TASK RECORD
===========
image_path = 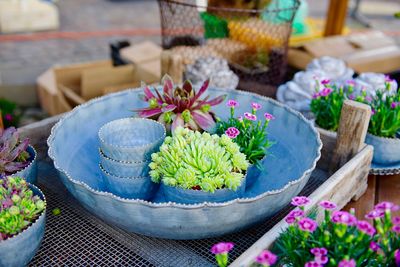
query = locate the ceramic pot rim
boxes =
[0,182,46,243]
[100,164,149,180]
[366,133,400,143]
[99,149,149,164]
[48,87,322,208]
[12,145,37,178]
[98,117,166,150]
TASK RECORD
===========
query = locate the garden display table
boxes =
[18,100,372,266]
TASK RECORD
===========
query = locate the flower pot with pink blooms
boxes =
[215,100,274,188]
[212,196,400,266]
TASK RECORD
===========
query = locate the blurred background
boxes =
[0,0,399,127]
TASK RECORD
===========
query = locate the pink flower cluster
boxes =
[285,209,305,224]
[366,201,399,220]
[225,127,240,139]
[331,211,357,226]
[305,247,328,266]
[338,259,356,267]
[291,196,311,207]
[255,250,277,266]
[356,220,376,236]
[210,242,234,255]
[313,88,333,99]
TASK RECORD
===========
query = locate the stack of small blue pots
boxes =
[98,118,165,199]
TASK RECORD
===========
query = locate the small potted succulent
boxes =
[215,100,274,187]
[149,127,249,204]
[0,176,46,267]
[0,127,37,184]
[134,75,227,133]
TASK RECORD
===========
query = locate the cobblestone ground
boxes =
[0,0,399,124]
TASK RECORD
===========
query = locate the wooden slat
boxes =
[329,100,371,173]
[324,0,349,36]
[161,51,183,84]
[230,145,373,267]
[344,175,376,218]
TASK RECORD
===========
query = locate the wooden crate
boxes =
[231,100,373,266]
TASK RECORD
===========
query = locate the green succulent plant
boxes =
[0,176,45,240]
[149,127,249,192]
[0,127,31,178]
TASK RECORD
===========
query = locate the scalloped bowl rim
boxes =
[47,87,322,208]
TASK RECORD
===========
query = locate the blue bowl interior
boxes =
[99,118,164,147]
[51,88,320,202]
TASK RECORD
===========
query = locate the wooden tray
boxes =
[231,100,373,266]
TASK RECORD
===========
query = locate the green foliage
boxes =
[363,90,400,138]
[200,12,229,39]
[149,127,249,192]
[0,98,20,128]
[0,177,45,240]
[215,101,273,167]
[0,127,30,177]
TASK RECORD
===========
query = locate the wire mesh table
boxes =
[30,157,328,266]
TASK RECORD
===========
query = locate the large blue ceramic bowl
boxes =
[11,145,38,184]
[0,184,46,267]
[47,88,322,239]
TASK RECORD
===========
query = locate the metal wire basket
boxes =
[158,0,300,97]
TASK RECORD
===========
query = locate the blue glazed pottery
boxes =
[99,149,150,177]
[365,133,400,165]
[48,87,322,239]
[100,164,158,200]
[98,118,165,162]
[161,175,246,204]
[246,157,266,189]
[0,184,46,267]
[12,145,38,184]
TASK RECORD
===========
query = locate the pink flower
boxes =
[285,216,296,224]
[305,261,323,267]
[225,127,240,139]
[288,209,305,218]
[369,241,379,252]
[315,255,328,265]
[312,92,320,99]
[395,249,400,266]
[321,79,330,85]
[227,100,239,108]
[338,259,356,267]
[347,80,356,86]
[385,75,394,83]
[375,201,399,212]
[310,247,328,256]
[251,103,262,110]
[331,211,357,226]
[393,217,400,225]
[291,196,311,207]
[255,250,277,266]
[319,88,333,97]
[365,209,384,219]
[391,102,398,109]
[244,112,257,121]
[357,220,376,236]
[371,109,376,115]
[298,218,317,232]
[210,242,234,255]
[264,112,275,121]
[392,225,400,234]
[238,116,243,122]
[4,114,12,121]
[319,200,337,210]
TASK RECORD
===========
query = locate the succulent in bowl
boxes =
[134,75,227,132]
[149,127,249,203]
[0,176,46,267]
[0,127,33,178]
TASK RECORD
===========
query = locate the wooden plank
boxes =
[161,51,183,84]
[230,145,373,267]
[344,175,376,219]
[329,100,371,173]
[377,174,400,217]
[324,0,349,36]
[316,127,337,171]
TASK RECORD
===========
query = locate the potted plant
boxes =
[0,176,46,267]
[215,99,274,187]
[134,75,227,133]
[310,77,400,165]
[149,127,249,204]
[0,127,37,184]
